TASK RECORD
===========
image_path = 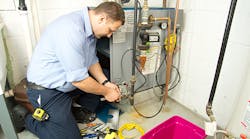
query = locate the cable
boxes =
[156,26,182,91]
[132,48,165,118]
[134,62,147,92]
[133,97,164,118]
[120,48,165,118]
[155,52,181,91]
[120,48,148,93]
[131,64,180,118]
[120,48,133,83]
[131,37,182,118]
[131,52,165,118]
[118,123,145,139]
[154,65,181,97]
[168,65,181,91]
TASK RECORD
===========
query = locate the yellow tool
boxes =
[32,108,49,121]
[118,123,145,139]
[103,109,120,139]
[32,94,49,121]
[104,129,117,139]
[164,33,177,52]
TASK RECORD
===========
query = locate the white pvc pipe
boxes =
[18,10,33,61]
[0,23,7,92]
[18,0,40,62]
[30,0,41,41]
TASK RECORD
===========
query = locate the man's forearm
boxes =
[89,62,107,84]
[72,76,108,96]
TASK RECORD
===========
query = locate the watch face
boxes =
[160,22,167,29]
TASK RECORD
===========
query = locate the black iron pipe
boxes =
[132,0,138,76]
[208,0,237,105]
[18,0,27,11]
[129,0,138,105]
[206,0,237,121]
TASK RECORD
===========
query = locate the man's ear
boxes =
[97,14,106,24]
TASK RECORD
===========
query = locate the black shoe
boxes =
[72,107,96,124]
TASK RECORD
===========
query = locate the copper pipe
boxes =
[149,15,169,22]
[163,0,167,8]
[153,17,169,21]
[163,18,172,105]
[148,15,172,105]
[163,0,181,105]
[148,13,179,106]
[173,0,180,33]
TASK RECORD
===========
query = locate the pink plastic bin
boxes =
[141,115,207,139]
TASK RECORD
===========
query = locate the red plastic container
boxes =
[141,115,207,139]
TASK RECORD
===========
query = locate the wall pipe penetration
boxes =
[18,0,27,10]
[206,0,238,122]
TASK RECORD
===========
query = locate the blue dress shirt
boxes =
[27,7,98,92]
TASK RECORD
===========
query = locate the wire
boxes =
[153,53,165,91]
[120,48,164,118]
[131,53,162,118]
[131,60,180,118]
[132,41,182,118]
[133,96,165,118]
[120,48,133,83]
[154,50,181,90]
[134,62,147,92]
[120,48,148,91]
[169,66,181,90]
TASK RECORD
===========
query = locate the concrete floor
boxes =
[1,88,216,139]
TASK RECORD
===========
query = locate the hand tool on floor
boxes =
[104,109,120,139]
[118,123,145,139]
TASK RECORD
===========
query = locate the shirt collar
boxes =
[82,7,94,38]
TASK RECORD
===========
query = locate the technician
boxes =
[25,2,125,139]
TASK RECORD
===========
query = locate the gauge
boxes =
[160,22,167,30]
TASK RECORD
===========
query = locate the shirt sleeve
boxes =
[53,23,89,82]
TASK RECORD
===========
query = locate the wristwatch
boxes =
[102,79,109,85]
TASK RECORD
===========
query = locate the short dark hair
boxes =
[94,2,125,25]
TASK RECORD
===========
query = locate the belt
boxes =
[27,82,48,90]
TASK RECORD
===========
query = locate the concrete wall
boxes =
[170,0,250,136]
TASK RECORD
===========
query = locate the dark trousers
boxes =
[25,88,100,139]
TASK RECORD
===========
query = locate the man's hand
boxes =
[103,82,121,102]
[104,82,119,92]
